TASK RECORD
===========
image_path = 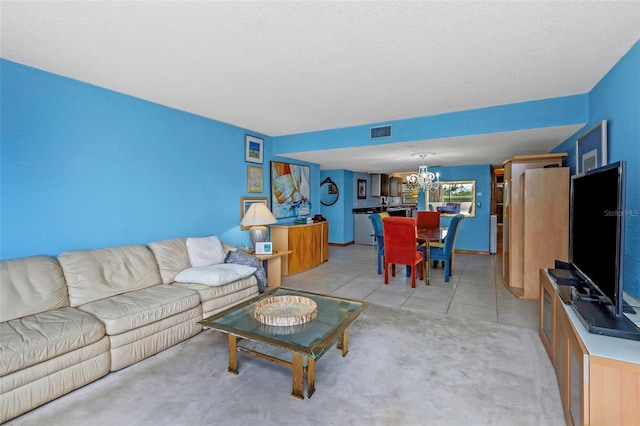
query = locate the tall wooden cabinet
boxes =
[502,153,568,300]
[271,221,329,276]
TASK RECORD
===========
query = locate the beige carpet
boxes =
[9,304,565,426]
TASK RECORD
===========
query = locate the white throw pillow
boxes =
[186,236,226,267]
[175,264,257,286]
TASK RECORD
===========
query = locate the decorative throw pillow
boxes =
[186,236,226,267]
[174,264,257,286]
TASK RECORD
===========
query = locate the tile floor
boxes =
[282,244,540,330]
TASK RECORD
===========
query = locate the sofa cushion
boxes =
[108,306,202,372]
[148,238,191,284]
[0,336,110,422]
[201,286,259,318]
[172,275,257,305]
[0,307,106,376]
[148,237,237,284]
[175,264,256,286]
[186,236,226,267]
[0,256,69,323]
[59,245,162,307]
[77,284,200,335]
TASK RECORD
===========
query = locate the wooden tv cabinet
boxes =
[539,270,640,425]
[271,221,329,276]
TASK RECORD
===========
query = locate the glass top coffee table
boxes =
[199,287,368,399]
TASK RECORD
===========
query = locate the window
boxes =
[427,180,476,217]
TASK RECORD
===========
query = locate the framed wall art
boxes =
[240,196,268,230]
[245,134,264,164]
[357,179,367,199]
[576,120,607,174]
[247,166,263,193]
[270,161,311,219]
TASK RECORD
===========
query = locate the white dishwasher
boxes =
[353,213,375,245]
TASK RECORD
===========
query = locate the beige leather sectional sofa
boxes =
[0,237,259,423]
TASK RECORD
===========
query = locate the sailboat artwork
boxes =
[270,161,311,219]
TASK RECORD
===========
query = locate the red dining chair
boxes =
[382,217,425,288]
[416,211,440,230]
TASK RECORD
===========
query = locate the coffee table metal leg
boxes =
[291,353,304,399]
[228,334,239,374]
[337,328,349,357]
[307,357,316,398]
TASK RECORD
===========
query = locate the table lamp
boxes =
[241,203,277,247]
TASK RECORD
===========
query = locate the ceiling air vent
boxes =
[370,125,392,139]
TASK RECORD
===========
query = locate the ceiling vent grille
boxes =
[370,125,392,139]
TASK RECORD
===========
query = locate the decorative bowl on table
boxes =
[254,295,317,326]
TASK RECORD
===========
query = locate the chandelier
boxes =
[405,153,440,193]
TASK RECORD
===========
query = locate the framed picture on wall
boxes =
[576,120,607,174]
[245,134,264,164]
[270,161,311,219]
[357,179,367,199]
[247,166,263,193]
[240,197,268,230]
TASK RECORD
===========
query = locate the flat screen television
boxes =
[570,161,626,317]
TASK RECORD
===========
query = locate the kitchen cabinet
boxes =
[381,174,389,196]
[389,177,399,197]
[371,174,389,197]
[271,221,329,275]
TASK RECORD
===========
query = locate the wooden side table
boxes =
[253,250,293,287]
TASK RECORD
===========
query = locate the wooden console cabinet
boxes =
[271,221,329,276]
[503,153,568,300]
[539,270,640,425]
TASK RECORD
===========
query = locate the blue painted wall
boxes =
[320,169,354,244]
[427,165,492,253]
[274,95,587,154]
[352,172,383,209]
[551,41,640,300]
[0,59,320,259]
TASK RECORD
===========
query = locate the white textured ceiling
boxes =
[1,1,639,171]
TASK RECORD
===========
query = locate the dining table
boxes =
[416,226,448,244]
[375,227,448,243]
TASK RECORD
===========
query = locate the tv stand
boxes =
[623,299,637,314]
[572,299,640,341]
[548,269,640,341]
[539,270,640,425]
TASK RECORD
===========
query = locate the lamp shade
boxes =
[241,203,277,227]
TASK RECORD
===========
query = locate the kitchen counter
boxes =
[352,206,415,216]
[352,207,384,214]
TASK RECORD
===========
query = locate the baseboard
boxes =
[329,241,354,247]
[326,243,486,252]
[455,249,490,256]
